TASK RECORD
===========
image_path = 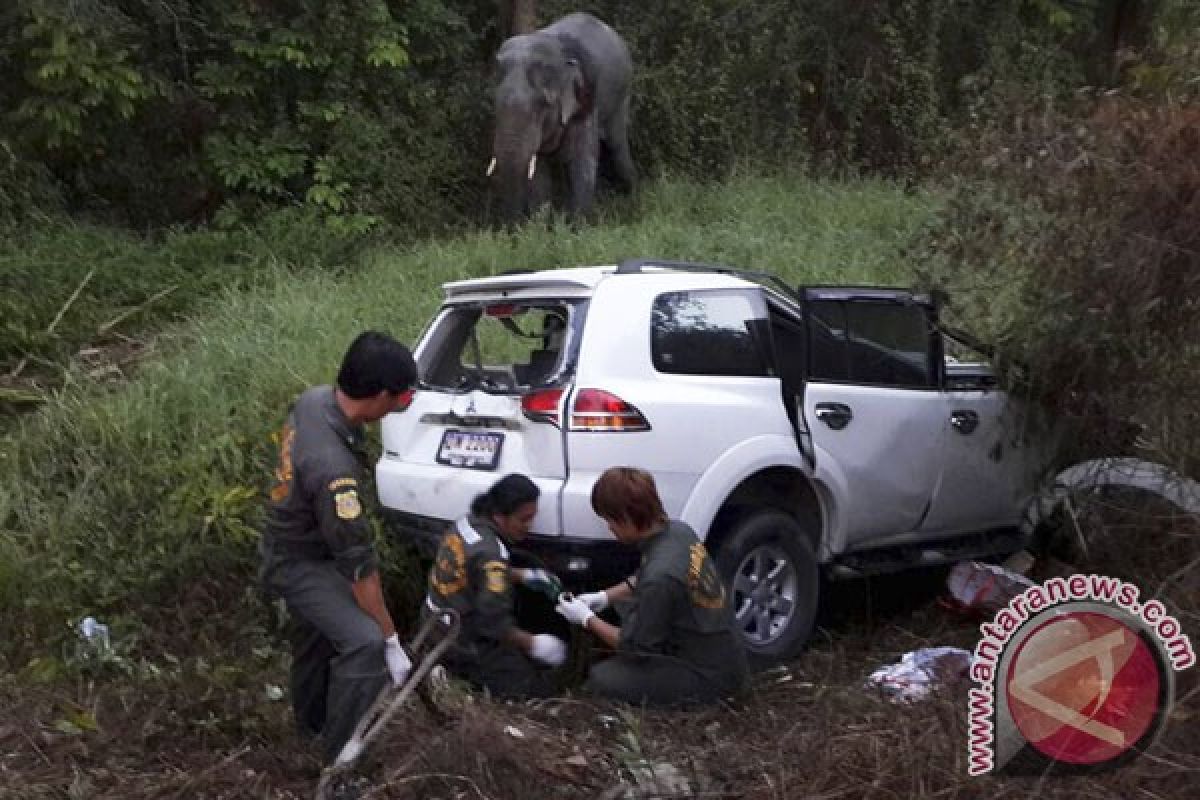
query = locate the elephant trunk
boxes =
[490,113,540,223]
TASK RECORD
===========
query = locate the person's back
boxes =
[422,475,568,698]
[426,514,514,660]
[625,519,747,694]
[555,466,749,706]
[263,385,367,565]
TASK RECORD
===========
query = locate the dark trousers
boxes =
[264,555,389,763]
[444,642,560,699]
[585,654,729,707]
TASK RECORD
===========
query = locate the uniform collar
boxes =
[465,514,509,558]
[636,521,670,554]
[319,385,364,450]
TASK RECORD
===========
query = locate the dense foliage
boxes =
[0,0,1163,232]
[917,97,1200,476]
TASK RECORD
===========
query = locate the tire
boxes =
[714,510,819,667]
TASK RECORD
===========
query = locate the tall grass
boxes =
[0,173,939,666]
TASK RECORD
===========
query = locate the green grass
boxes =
[0,172,940,666]
[0,208,369,384]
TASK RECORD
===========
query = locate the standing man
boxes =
[260,331,417,763]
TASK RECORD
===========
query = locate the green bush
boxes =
[914,98,1200,476]
[0,0,1150,229]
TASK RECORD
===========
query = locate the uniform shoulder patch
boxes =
[334,489,362,520]
[687,543,726,609]
[483,560,509,594]
[431,533,467,596]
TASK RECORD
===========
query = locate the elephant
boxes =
[488,12,636,222]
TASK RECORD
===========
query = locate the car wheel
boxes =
[715,510,819,666]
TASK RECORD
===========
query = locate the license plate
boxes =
[436,429,504,470]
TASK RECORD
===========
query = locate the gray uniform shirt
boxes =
[620,520,748,691]
[262,385,378,582]
[425,514,515,660]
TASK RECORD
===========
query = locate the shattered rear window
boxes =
[418,302,579,392]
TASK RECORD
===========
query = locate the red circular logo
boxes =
[1005,611,1162,766]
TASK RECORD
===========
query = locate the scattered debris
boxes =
[865,647,973,703]
[602,761,695,800]
[503,725,525,739]
[945,560,1036,613]
[265,685,284,701]
[1001,549,1036,576]
[77,617,111,657]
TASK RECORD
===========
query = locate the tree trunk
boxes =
[499,0,537,37]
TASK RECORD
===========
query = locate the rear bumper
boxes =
[383,509,638,590]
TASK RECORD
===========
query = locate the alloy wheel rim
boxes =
[732,542,798,646]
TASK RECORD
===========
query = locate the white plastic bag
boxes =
[946,560,1035,613]
[865,646,973,703]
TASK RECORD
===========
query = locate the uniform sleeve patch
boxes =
[688,543,726,609]
[334,489,362,520]
[483,560,509,594]
[328,476,358,492]
[431,534,467,596]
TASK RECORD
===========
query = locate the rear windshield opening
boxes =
[420,302,578,393]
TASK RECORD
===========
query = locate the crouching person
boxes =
[424,474,568,697]
[556,467,749,706]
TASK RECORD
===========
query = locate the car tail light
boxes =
[522,387,564,425]
[393,388,415,412]
[570,389,650,432]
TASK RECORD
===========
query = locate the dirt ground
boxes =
[3,503,1197,799]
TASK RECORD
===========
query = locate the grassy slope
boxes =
[2,174,1196,799]
[0,172,937,660]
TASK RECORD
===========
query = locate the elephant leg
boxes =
[605,96,637,194]
[562,116,599,218]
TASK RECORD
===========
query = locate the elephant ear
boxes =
[556,34,594,126]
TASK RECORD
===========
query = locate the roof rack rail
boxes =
[615,258,802,303]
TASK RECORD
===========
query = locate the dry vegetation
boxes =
[3,503,1196,799]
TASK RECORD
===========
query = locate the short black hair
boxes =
[471,473,540,517]
[336,331,417,399]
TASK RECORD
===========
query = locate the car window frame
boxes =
[804,297,942,391]
[648,287,775,378]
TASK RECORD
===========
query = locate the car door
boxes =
[918,334,1043,534]
[801,292,945,551]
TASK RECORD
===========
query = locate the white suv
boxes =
[376,259,1057,662]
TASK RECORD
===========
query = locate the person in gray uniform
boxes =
[555,466,749,706]
[424,474,569,697]
[259,331,417,763]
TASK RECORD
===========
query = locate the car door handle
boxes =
[815,402,853,430]
[951,410,979,434]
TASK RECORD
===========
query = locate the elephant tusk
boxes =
[527,154,537,181]
[486,157,497,177]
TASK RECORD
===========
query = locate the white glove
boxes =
[384,634,412,685]
[528,633,568,667]
[577,590,609,613]
[555,594,596,627]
